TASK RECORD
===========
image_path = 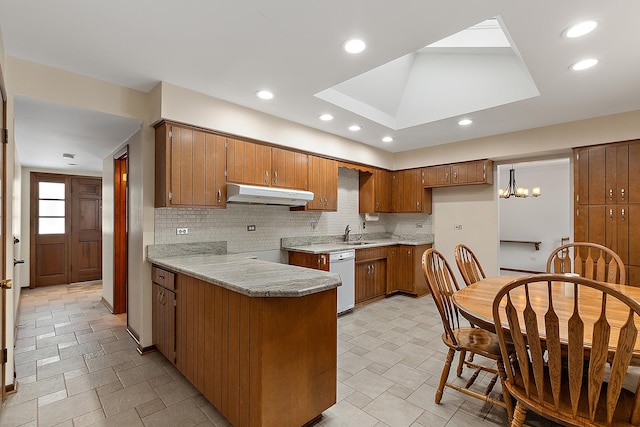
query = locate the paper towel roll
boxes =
[364,213,379,221]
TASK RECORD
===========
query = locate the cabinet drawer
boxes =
[355,247,388,263]
[152,266,175,290]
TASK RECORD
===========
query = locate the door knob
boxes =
[14,259,25,266]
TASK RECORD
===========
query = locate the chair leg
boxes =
[496,358,514,422]
[510,402,527,427]
[456,350,467,376]
[436,349,455,404]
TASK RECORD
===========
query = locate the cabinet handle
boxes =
[320,255,326,265]
[622,209,626,221]
[217,189,222,203]
[421,170,425,184]
[610,208,613,220]
[376,202,379,209]
[610,189,613,201]
[265,170,269,184]
[324,197,328,207]
[483,163,486,180]
[416,202,420,210]
[274,170,278,185]
[371,264,375,274]
[453,172,458,179]
[445,172,449,180]
[622,188,625,201]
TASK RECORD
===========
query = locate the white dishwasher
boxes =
[330,250,355,314]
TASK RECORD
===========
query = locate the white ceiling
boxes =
[1,0,639,172]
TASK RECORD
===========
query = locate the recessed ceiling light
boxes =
[62,153,76,159]
[255,90,274,100]
[382,136,394,143]
[458,119,473,126]
[344,39,366,54]
[571,58,599,71]
[564,20,598,38]
[349,125,362,131]
[319,114,334,121]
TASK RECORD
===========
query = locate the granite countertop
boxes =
[147,252,341,298]
[282,236,434,255]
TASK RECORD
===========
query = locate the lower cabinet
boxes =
[288,251,329,271]
[387,244,432,297]
[355,248,387,305]
[152,267,176,363]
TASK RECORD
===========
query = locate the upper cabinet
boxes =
[227,139,309,190]
[226,138,272,186]
[391,169,432,213]
[305,155,338,211]
[424,159,493,188]
[155,122,227,208]
[271,147,308,190]
[359,169,391,213]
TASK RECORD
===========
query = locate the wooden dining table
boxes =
[453,275,640,362]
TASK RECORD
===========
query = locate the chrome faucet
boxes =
[344,225,351,242]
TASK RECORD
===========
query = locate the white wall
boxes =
[498,159,571,273]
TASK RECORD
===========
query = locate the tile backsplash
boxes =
[154,168,432,253]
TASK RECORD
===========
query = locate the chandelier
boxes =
[499,167,541,199]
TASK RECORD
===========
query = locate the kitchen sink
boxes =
[341,241,372,246]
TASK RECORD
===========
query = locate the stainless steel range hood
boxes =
[226,183,314,206]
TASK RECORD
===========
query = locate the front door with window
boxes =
[31,173,102,287]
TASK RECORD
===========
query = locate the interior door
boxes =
[31,173,102,286]
[31,174,69,286]
[0,69,8,404]
[70,177,102,283]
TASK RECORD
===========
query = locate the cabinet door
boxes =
[153,283,176,363]
[587,146,606,205]
[227,138,272,186]
[372,259,387,298]
[575,148,590,206]
[355,263,372,303]
[204,133,227,207]
[375,169,391,212]
[629,143,640,203]
[288,251,329,271]
[587,205,629,267]
[387,247,399,294]
[325,158,338,211]
[436,165,451,186]
[272,148,308,190]
[451,163,468,185]
[391,171,403,212]
[426,166,437,187]
[627,205,640,267]
[397,246,414,292]
[605,145,628,205]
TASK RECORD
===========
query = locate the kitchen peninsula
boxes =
[147,244,341,427]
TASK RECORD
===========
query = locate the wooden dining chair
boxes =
[454,243,486,287]
[546,242,626,285]
[453,243,487,375]
[492,273,640,426]
[421,248,513,419]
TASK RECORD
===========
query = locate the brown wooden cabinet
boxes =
[226,138,272,186]
[155,122,227,208]
[359,168,391,213]
[152,266,176,363]
[288,251,329,271]
[387,244,431,296]
[271,147,308,190]
[424,159,493,188]
[355,247,387,305]
[305,155,338,211]
[391,169,432,213]
[573,140,640,286]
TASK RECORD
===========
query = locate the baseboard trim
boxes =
[100,297,114,313]
[137,344,157,355]
[5,378,17,395]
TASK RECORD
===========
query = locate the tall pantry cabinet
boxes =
[574,140,640,285]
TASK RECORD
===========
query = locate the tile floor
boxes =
[0,283,555,427]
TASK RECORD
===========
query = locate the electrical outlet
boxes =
[453,224,463,231]
[176,227,189,235]
[363,221,366,230]
[247,225,256,231]
[416,223,423,229]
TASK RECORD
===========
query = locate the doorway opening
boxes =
[113,148,128,315]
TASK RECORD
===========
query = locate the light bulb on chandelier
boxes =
[498,167,541,199]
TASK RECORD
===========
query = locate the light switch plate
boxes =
[176,228,189,235]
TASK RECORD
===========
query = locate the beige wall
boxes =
[6,57,155,350]
[157,82,393,170]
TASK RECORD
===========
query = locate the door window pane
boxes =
[39,218,65,234]
[39,200,65,216]
[38,181,66,235]
[39,182,65,200]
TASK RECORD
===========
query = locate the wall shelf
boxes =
[500,240,542,251]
